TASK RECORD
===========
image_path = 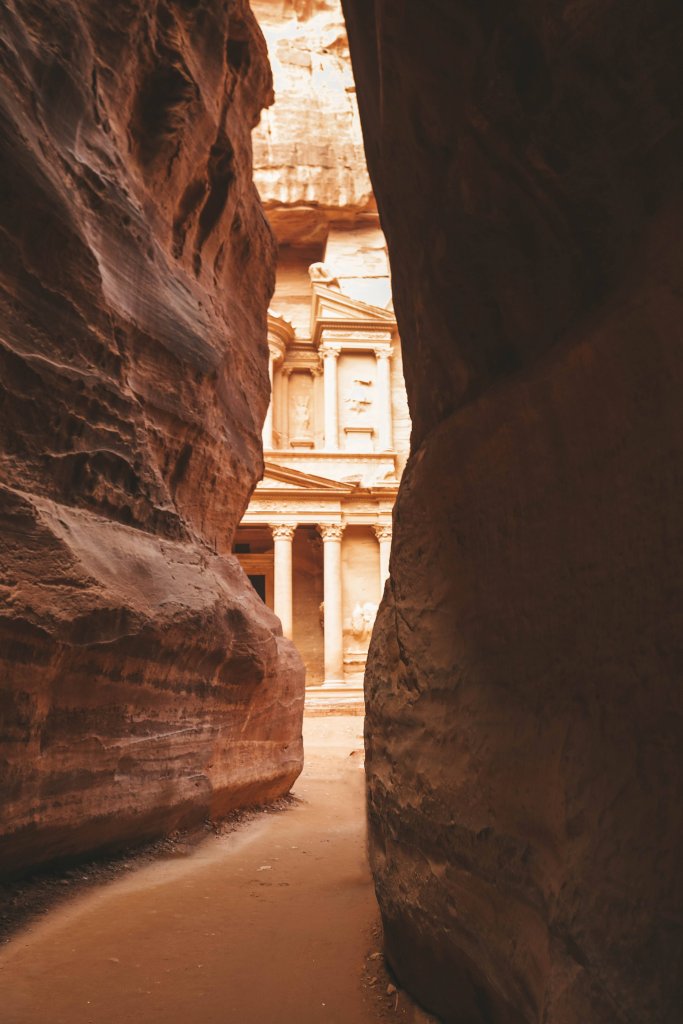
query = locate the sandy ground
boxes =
[0,716,435,1024]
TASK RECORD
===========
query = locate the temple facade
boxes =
[234,220,410,687]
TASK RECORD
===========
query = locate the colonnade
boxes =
[309,343,395,451]
[269,520,392,685]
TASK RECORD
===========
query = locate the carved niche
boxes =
[288,370,315,448]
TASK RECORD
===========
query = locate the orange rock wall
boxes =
[0,0,303,878]
[342,1,683,1021]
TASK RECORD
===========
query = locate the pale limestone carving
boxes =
[237,0,411,688]
[270,523,297,541]
[345,377,373,416]
[318,522,344,542]
[373,524,392,542]
[350,601,378,641]
[308,262,339,287]
[292,394,312,434]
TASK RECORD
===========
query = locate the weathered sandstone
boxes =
[343,1,683,1021]
[251,0,372,245]
[0,0,303,878]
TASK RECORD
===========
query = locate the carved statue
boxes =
[308,261,339,287]
[345,377,373,416]
[349,601,378,642]
[292,394,311,433]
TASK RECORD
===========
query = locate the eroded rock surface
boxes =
[0,0,303,878]
[251,0,372,245]
[342,1,683,1021]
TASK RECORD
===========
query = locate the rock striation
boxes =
[343,1,683,1022]
[0,0,304,878]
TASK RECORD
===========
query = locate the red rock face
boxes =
[342,1,683,1021]
[0,0,304,877]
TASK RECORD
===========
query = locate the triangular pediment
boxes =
[257,461,356,495]
[310,284,396,335]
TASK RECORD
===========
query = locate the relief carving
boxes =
[318,522,345,542]
[308,261,339,287]
[345,377,373,416]
[270,523,297,541]
[292,394,312,435]
[349,601,378,642]
[373,524,392,542]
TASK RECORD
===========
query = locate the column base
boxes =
[322,677,346,688]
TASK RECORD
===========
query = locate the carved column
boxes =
[262,344,280,451]
[270,523,297,639]
[320,344,341,450]
[373,523,392,591]
[319,522,345,684]
[375,347,394,450]
[311,362,324,448]
[280,366,293,448]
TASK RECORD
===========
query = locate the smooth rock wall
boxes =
[342,1,683,1021]
[0,0,304,878]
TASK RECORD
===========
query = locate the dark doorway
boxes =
[248,574,267,602]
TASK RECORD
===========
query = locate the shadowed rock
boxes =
[342,1,683,1021]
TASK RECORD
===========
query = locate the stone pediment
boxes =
[258,461,356,496]
[310,283,396,341]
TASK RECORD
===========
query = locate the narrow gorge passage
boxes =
[1,1,681,1020]
[0,717,428,1024]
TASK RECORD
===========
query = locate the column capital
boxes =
[318,522,345,542]
[374,346,394,361]
[373,523,393,542]
[270,523,297,541]
[268,342,284,364]
[319,344,342,360]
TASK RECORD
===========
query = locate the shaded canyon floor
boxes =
[1,716,434,1024]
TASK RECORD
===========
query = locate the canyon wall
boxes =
[0,0,304,878]
[342,2,683,1022]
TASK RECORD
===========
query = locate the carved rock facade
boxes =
[343,1,683,1022]
[0,0,304,878]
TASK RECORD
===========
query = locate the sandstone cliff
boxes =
[251,0,372,245]
[342,1,683,1021]
[0,0,304,878]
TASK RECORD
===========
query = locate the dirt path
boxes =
[1,716,432,1024]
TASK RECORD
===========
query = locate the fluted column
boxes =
[320,344,341,450]
[270,523,296,639]
[319,522,345,684]
[375,347,394,450]
[373,523,392,591]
